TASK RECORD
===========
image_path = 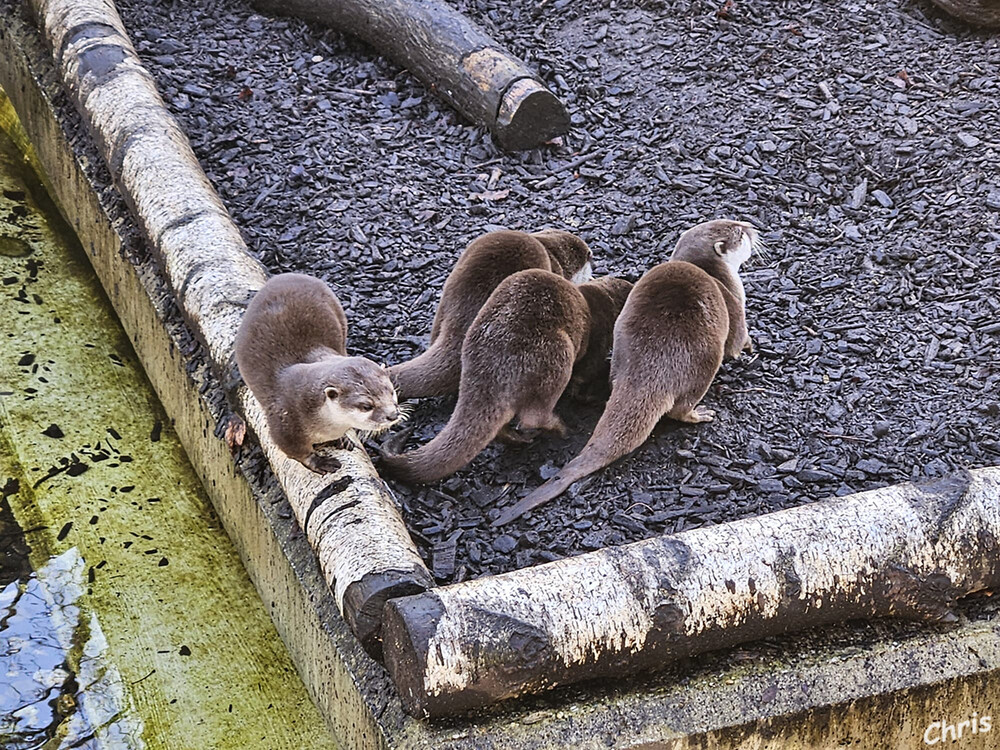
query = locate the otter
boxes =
[379,272,632,484]
[565,275,636,403]
[492,219,758,526]
[235,273,400,474]
[388,229,593,400]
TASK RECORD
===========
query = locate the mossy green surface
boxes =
[0,91,337,750]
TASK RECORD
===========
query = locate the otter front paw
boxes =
[219,413,246,452]
[742,335,754,355]
[302,452,342,475]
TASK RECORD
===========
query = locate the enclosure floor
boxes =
[0,93,337,750]
[113,0,1000,582]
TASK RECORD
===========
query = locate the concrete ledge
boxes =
[2,3,999,748]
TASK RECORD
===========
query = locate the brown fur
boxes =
[388,229,592,399]
[530,228,595,278]
[671,220,753,358]
[235,273,399,473]
[493,220,756,526]
[380,271,630,484]
[567,276,634,402]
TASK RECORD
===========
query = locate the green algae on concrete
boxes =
[0,92,338,750]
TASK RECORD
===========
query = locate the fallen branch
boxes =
[31,0,433,657]
[250,0,569,150]
[383,468,1000,717]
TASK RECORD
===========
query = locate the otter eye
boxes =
[325,387,338,400]
[713,240,726,256]
[359,403,374,412]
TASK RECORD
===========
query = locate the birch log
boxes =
[250,0,569,151]
[383,469,1000,717]
[929,0,1000,26]
[32,0,433,657]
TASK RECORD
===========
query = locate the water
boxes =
[2,548,142,749]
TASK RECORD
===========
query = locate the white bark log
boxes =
[32,0,432,656]
[383,468,1000,717]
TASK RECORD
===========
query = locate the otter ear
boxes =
[713,240,726,257]
[324,386,339,400]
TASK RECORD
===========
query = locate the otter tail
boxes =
[492,383,667,526]
[388,337,462,399]
[380,394,514,484]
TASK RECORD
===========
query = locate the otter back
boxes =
[389,229,593,400]
[381,269,596,483]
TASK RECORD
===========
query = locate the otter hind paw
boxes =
[498,425,536,445]
[679,405,716,424]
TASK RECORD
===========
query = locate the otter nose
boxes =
[384,408,400,422]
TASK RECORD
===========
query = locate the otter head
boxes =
[530,229,594,283]
[281,357,401,444]
[319,357,401,438]
[672,219,759,271]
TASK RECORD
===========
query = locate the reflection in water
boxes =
[0,486,31,588]
[0,549,144,749]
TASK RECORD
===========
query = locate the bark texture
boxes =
[929,0,1000,26]
[384,469,1000,717]
[250,0,569,150]
[33,0,433,657]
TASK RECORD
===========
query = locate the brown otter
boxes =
[566,275,635,403]
[235,273,400,473]
[492,219,758,526]
[379,272,632,484]
[388,229,593,400]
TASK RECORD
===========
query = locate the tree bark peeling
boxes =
[383,469,1000,717]
[32,0,433,656]
[250,0,569,150]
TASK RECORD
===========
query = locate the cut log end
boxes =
[382,594,441,717]
[929,0,1000,26]
[342,568,435,661]
[494,77,570,151]
[384,589,564,718]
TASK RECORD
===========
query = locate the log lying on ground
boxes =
[250,0,569,150]
[929,0,1000,27]
[32,0,433,657]
[383,468,1000,717]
